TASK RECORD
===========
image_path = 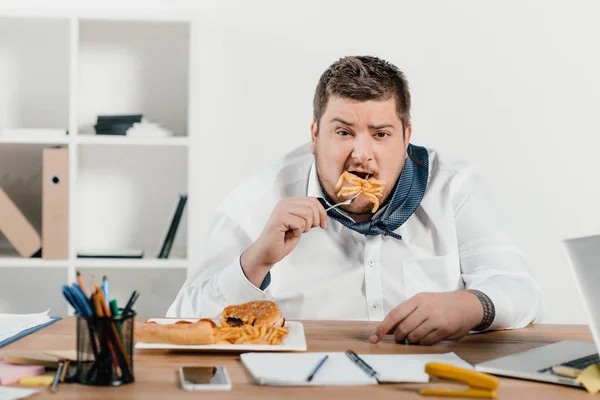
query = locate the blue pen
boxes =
[101,276,110,306]
[69,284,93,317]
[62,286,82,315]
[307,354,329,382]
[62,285,100,358]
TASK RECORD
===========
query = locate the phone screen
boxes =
[181,366,229,386]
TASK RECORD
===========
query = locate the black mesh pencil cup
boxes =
[74,310,136,386]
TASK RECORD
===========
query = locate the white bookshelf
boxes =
[76,135,189,147]
[0,14,194,317]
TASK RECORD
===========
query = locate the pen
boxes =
[101,275,110,305]
[95,285,132,374]
[59,360,70,383]
[122,290,139,316]
[345,350,380,381]
[110,299,122,337]
[307,354,329,382]
[48,361,64,394]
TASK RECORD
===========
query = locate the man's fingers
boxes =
[392,309,428,343]
[418,329,444,346]
[298,198,326,230]
[288,206,314,233]
[280,214,306,236]
[371,300,418,343]
[404,319,436,344]
[310,197,328,229]
[307,202,320,229]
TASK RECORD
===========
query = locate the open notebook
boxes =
[0,310,60,349]
[241,352,472,386]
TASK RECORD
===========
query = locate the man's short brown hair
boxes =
[313,56,411,132]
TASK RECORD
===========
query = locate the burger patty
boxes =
[226,317,244,327]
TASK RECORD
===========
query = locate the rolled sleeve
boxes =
[453,167,545,330]
[217,257,269,305]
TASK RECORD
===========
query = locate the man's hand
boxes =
[241,197,327,287]
[370,291,484,346]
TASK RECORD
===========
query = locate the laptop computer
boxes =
[475,234,600,387]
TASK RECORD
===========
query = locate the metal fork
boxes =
[324,174,369,212]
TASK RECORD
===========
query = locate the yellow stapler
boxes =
[420,362,499,399]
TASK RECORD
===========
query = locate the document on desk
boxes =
[0,310,59,348]
[0,387,40,400]
[241,352,472,386]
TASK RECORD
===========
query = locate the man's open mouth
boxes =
[347,171,371,179]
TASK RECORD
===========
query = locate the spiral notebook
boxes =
[240,352,472,386]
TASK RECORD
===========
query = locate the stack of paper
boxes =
[0,310,53,346]
[0,387,40,400]
[126,121,173,138]
[241,352,472,386]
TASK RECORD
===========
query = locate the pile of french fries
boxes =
[213,325,289,345]
[335,171,386,213]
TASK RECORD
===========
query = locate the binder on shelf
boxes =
[158,194,187,259]
[0,187,42,258]
[42,147,69,259]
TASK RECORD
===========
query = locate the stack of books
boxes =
[94,115,143,135]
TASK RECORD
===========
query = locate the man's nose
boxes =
[351,134,374,163]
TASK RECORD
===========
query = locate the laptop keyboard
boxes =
[538,353,600,374]
[561,353,600,370]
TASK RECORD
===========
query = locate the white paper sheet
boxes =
[0,387,40,400]
[241,351,472,386]
[0,310,52,344]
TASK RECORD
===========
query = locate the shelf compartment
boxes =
[0,17,70,131]
[76,145,188,260]
[0,267,68,314]
[78,19,190,138]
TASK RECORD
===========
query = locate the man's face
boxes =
[311,96,411,219]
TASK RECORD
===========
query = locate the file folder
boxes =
[0,187,42,258]
[42,147,69,259]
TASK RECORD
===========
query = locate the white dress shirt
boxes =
[167,143,544,330]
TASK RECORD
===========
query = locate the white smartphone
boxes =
[179,366,232,391]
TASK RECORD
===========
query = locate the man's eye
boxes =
[375,132,389,138]
[337,130,351,136]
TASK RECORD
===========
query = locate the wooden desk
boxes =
[0,319,594,399]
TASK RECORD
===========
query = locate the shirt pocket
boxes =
[402,251,463,299]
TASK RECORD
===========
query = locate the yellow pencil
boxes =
[76,269,88,296]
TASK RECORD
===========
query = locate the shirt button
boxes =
[368,260,374,267]
[372,304,377,310]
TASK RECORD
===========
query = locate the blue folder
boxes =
[0,316,62,349]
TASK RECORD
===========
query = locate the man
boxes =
[168,56,544,345]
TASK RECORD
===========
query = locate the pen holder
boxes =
[73,310,136,386]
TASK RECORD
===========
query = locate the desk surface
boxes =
[0,319,594,399]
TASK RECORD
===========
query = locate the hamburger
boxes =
[220,300,285,328]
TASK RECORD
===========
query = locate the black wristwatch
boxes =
[467,289,495,331]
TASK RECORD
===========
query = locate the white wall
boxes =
[187,0,600,324]
[2,0,599,323]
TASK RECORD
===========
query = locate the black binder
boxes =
[158,194,187,259]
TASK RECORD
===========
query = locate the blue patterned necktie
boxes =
[319,144,429,240]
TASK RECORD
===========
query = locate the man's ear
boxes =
[310,118,318,155]
[404,123,412,150]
